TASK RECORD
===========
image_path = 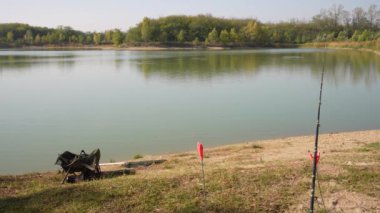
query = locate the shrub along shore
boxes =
[1,4,379,49]
[1,130,379,212]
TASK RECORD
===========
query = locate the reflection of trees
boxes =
[0,54,75,72]
[135,51,264,79]
[308,50,380,86]
[133,49,380,86]
[0,50,379,86]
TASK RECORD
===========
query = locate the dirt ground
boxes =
[102,129,380,212]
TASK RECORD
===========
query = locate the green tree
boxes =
[358,30,371,41]
[93,33,102,45]
[41,35,48,44]
[229,28,239,43]
[35,34,41,44]
[284,30,296,43]
[159,31,168,42]
[351,30,360,41]
[6,31,14,42]
[85,35,92,44]
[141,17,153,42]
[177,30,186,43]
[24,30,33,44]
[204,38,210,46]
[219,29,230,44]
[326,32,336,41]
[58,33,66,43]
[337,31,348,41]
[271,30,283,42]
[105,30,112,43]
[244,21,267,43]
[207,28,219,44]
[70,35,78,43]
[192,37,200,46]
[112,29,123,46]
[78,35,85,44]
[125,27,141,42]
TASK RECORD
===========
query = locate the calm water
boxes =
[0,49,379,174]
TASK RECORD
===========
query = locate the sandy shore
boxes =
[107,129,380,170]
[101,129,380,211]
[203,129,380,166]
[1,129,379,212]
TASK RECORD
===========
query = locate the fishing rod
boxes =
[309,49,326,213]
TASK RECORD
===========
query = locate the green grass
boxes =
[1,137,379,212]
[133,154,143,159]
[358,142,380,152]
[302,40,380,52]
[0,163,311,212]
[337,166,380,197]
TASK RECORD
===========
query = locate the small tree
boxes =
[243,21,267,44]
[337,31,348,41]
[230,28,239,43]
[351,30,360,41]
[70,35,78,43]
[93,33,102,45]
[207,28,219,44]
[112,29,123,46]
[192,37,200,46]
[105,30,112,43]
[6,31,14,42]
[219,29,230,44]
[78,35,85,44]
[86,35,92,44]
[35,34,41,44]
[177,30,186,43]
[141,17,152,42]
[326,32,335,41]
[271,30,282,43]
[358,30,371,41]
[24,30,34,44]
[125,27,142,43]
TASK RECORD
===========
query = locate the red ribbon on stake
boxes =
[309,151,321,165]
[197,142,204,161]
[197,141,206,197]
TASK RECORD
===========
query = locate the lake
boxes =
[0,48,379,174]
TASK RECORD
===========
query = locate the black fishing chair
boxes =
[55,149,101,183]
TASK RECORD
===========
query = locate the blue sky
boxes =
[1,0,378,32]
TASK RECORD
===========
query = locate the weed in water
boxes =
[133,154,143,159]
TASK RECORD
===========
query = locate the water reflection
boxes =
[0,49,379,86]
[132,49,380,86]
[0,54,76,72]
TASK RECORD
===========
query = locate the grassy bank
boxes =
[303,40,380,55]
[1,130,379,212]
[0,43,297,51]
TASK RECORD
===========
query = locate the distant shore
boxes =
[0,43,297,51]
[302,41,380,56]
[2,43,380,57]
[0,45,229,51]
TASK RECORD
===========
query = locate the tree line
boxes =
[0,24,124,47]
[0,4,379,47]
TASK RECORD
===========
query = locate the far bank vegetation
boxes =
[0,4,379,49]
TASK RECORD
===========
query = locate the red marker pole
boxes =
[197,142,205,193]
